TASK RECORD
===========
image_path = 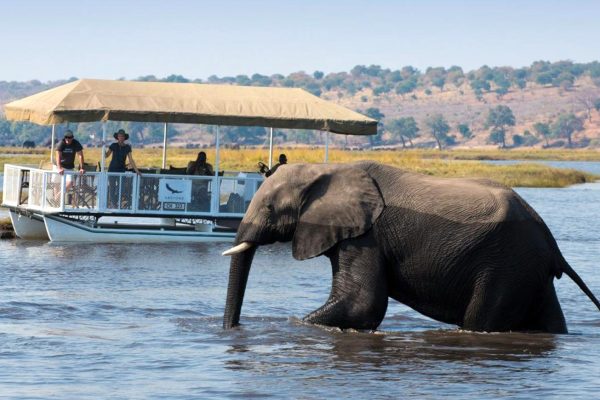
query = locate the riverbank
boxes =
[0,216,15,238]
[1,147,599,188]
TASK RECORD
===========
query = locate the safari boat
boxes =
[2,79,376,242]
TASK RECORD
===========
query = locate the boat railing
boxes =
[2,164,263,217]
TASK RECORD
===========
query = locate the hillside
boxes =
[331,77,600,148]
[2,61,600,149]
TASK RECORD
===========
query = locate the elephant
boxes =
[222,161,600,333]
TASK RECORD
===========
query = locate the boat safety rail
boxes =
[2,164,264,217]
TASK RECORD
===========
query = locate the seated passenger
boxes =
[187,151,214,211]
[259,153,287,177]
[187,151,214,176]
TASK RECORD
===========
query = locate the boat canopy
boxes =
[4,78,377,135]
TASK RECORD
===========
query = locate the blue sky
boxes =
[1,0,598,81]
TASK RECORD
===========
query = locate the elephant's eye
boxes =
[266,203,274,212]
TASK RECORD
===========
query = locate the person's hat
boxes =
[113,129,129,140]
[63,129,74,138]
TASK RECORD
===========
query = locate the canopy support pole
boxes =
[212,125,221,214]
[101,122,107,172]
[215,125,221,176]
[50,124,56,165]
[324,131,329,163]
[268,127,274,168]
[162,123,168,169]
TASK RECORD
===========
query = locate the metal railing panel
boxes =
[3,165,265,217]
[137,175,214,214]
[63,172,100,211]
[28,170,45,208]
[105,173,135,212]
[2,165,20,206]
[218,176,263,215]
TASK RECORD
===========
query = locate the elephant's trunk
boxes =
[223,246,257,329]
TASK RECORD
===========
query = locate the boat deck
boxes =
[2,164,263,242]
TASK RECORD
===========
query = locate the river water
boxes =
[0,163,600,398]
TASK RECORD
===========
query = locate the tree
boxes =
[492,73,511,97]
[488,128,506,147]
[533,122,552,147]
[576,90,598,121]
[364,107,384,122]
[387,117,419,148]
[313,70,324,80]
[485,105,515,148]
[425,67,446,91]
[513,130,539,147]
[235,75,252,86]
[457,123,472,139]
[554,71,574,91]
[425,114,450,150]
[251,73,272,86]
[163,74,189,83]
[363,108,385,147]
[552,113,584,147]
[395,78,417,95]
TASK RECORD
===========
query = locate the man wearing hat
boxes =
[105,129,141,208]
[105,129,141,174]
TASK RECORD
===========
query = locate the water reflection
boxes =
[221,319,558,373]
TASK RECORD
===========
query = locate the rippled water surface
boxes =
[1,164,600,398]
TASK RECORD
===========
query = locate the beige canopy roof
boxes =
[4,78,377,135]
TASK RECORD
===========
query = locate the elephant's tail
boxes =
[560,261,600,312]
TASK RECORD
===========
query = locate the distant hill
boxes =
[2,61,600,149]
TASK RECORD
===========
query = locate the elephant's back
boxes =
[363,162,528,224]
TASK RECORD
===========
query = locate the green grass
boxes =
[1,147,598,188]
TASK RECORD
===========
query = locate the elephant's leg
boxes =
[462,284,518,332]
[525,280,567,334]
[462,272,568,333]
[303,235,388,330]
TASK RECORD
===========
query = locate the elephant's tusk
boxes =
[222,242,254,256]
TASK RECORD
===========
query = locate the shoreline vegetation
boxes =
[0,217,15,238]
[0,147,598,188]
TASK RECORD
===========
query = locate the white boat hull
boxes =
[9,210,49,240]
[43,215,235,243]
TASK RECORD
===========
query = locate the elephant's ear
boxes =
[292,166,384,260]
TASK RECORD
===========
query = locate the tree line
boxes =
[369,105,591,150]
[2,60,600,148]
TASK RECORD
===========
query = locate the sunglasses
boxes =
[64,136,74,139]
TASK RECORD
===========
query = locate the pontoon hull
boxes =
[9,210,49,240]
[43,215,235,243]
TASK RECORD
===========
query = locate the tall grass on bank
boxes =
[0,147,597,188]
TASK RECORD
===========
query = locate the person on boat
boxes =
[105,129,141,208]
[259,153,287,177]
[54,130,85,201]
[55,129,85,176]
[186,151,214,176]
[187,151,214,211]
[105,129,141,175]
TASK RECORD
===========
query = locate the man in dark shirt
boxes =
[55,130,85,175]
[186,151,214,211]
[55,130,85,194]
[186,151,214,176]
